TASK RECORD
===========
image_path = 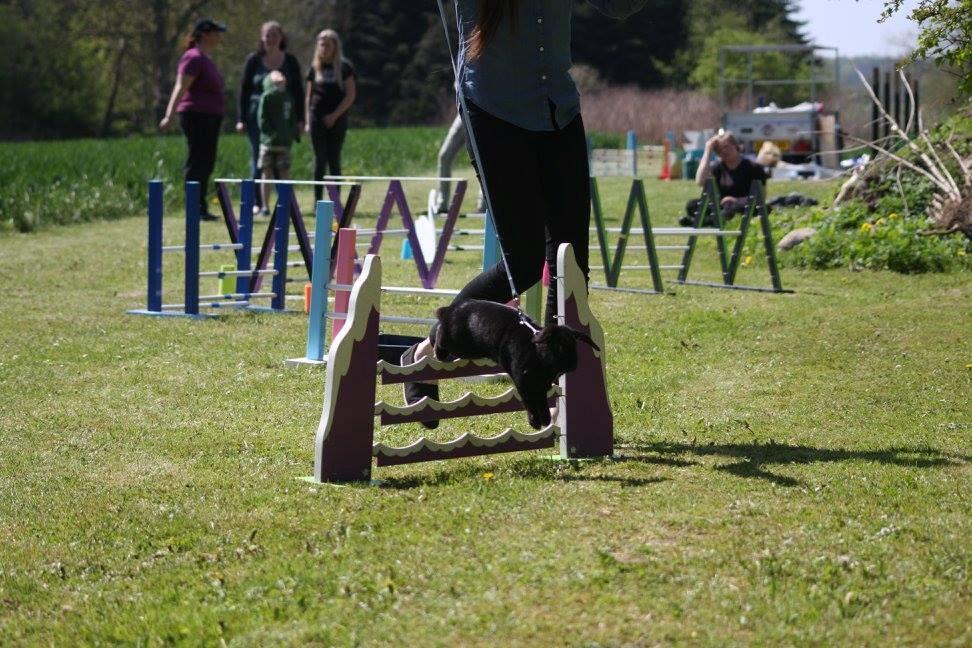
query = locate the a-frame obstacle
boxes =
[590,177,665,294]
[589,178,790,294]
[672,180,790,293]
[312,243,613,482]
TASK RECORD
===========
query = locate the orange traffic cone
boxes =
[658,139,671,181]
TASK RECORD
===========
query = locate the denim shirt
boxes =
[455,0,647,131]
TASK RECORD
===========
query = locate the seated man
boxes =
[680,132,767,227]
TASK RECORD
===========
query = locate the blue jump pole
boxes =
[482,210,500,271]
[146,181,163,312]
[627,130,638,176]
[236,180,255,295]
[184,182,201,316]
[305,200,335,362]
[270,184,291,312]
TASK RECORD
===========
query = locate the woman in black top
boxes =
[305,29,357,203]
[236,21,304,214]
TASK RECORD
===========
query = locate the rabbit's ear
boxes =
[570,329,600,352]
[531,325,557,344]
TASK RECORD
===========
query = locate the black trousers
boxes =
[684,196,751,226]
[310,115,349,202]
[179,111,222,215]
[447,100,591,327]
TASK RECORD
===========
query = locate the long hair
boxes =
[313,29,345,90]
[257,21,288,54]
[467,0,519,61]
[182,27,201,50]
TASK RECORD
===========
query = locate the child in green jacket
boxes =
[257,70,297,215]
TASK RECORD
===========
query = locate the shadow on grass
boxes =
[377,453,669,489]
[618,441,971,487]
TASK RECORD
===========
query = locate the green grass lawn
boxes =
[0,151,970,645]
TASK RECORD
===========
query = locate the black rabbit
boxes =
[434,300,599,430]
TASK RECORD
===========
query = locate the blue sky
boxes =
[794,0,921,57]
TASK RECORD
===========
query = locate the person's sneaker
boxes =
[401,342,439,430]
[678,214,694,227]
[260,208,271,217]
[200,212,219,222]
[252,204,262,216]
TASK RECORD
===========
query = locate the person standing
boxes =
[401,0,648,427]
[433,113,484,214]
[236,21,304,215]
[159,19,228,221]
[305,29,357,203]
[257,71,298,195]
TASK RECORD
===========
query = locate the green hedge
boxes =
[0,127,445,232]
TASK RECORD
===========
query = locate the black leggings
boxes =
[310,115,348,202]
[178,111,222,214]
[448,100,591,327]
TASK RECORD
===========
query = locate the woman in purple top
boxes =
[159,19,227,221]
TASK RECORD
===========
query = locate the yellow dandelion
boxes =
[875,218,885,226]
[860,222,873,233]
[888,213,898,220]
[482,472,495,481]
[742,255,753,268]
[958,249,966,257]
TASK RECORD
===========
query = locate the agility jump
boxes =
[128,180,295,317]
[589,178,789,294]
[311,242,613,482]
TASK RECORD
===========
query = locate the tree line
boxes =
[1,0,806,140]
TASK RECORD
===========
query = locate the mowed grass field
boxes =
[0,130,970,645]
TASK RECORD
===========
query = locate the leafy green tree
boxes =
[878,0,972,95]
[689,23,812,106]
[0,4,104,138]
[660,0,806,90]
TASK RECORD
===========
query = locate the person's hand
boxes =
[323,113,336,128]
[159,116,171,131]
[721,196,739,207]
[705,134,720,149]
[235,121,245,133]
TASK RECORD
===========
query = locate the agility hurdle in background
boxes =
[590,178,788,294]
[214,178,361,294]
[129,180,297,317]
[323,175,469,290]
[310,242,612,482]
[588,130,642,177]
